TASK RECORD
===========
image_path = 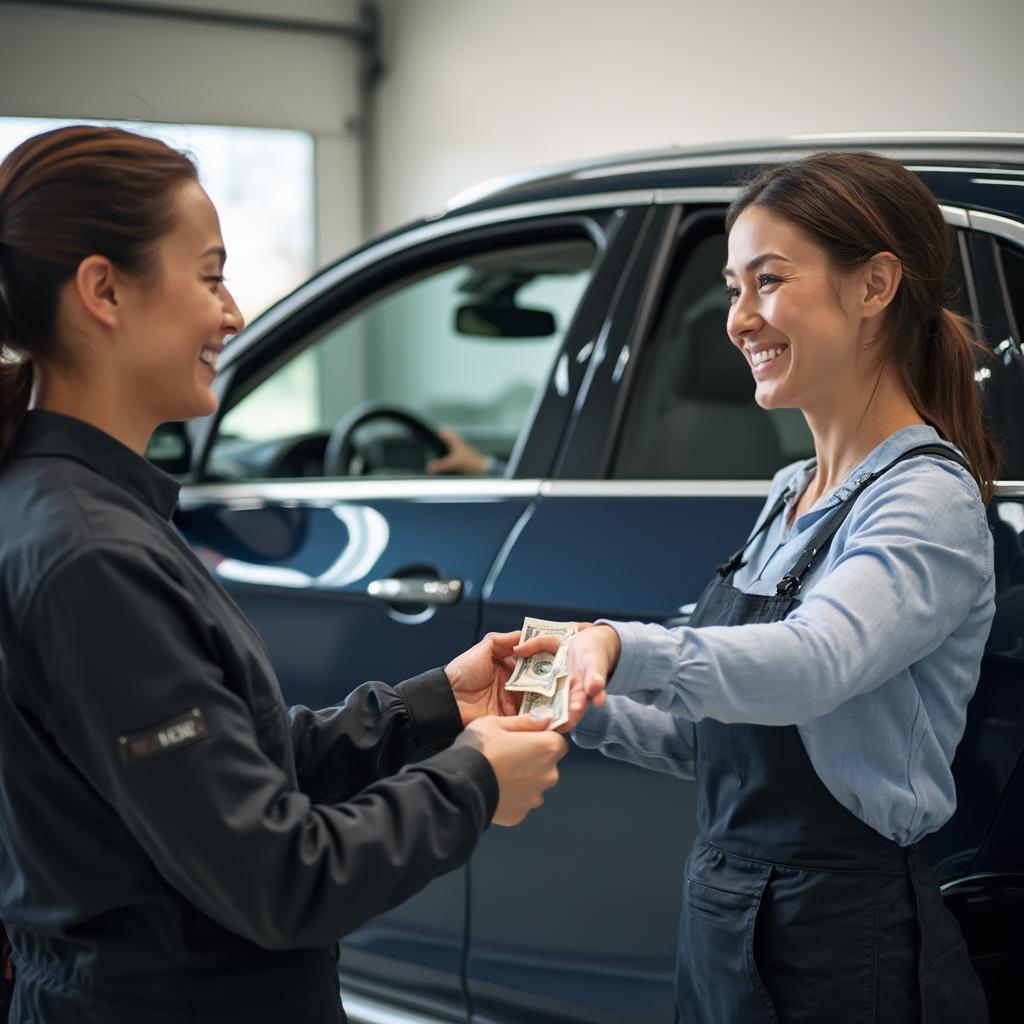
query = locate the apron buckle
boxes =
[776,574,802,596]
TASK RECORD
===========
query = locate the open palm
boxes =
[445,630,542,725]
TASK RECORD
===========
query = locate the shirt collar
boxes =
[781,424,956,514]
[13,410,181,520]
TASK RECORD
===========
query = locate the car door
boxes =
[173,202,653,1020]
[469,204,770,1024]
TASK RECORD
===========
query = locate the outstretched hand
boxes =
[511,623,620,732]
[445,629,570,726]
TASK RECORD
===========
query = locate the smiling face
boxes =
[723,204,874,416]
[114,180,243,425]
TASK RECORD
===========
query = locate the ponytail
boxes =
[0,355,32,464]
[0,238,32,462]
[906,307,1000,504]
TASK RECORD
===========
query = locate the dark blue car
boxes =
[158,135,1024,1024]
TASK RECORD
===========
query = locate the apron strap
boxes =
[716,489,792,579]
[775,443,972,597]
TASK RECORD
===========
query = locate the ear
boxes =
[860,251,902,321]
[73,255,123,330]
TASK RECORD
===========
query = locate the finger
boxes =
[496,713,551,731]
[498,688,522,716]
[487,630,523,656]
[559,692,590,732]
[565,675,587,709]
[567,692,587,721]
[426,456,455,475]
[512,635,562,657]
[584,668,607,699]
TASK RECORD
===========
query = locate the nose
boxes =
[221,284,245,336]
[727,287,763,342]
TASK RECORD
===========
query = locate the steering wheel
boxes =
[323,402,450,477]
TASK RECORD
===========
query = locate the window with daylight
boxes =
[0,117,315,327]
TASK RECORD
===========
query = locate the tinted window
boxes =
[1000,240,1024,348]
[613,225,811,480]
[982,241,1024,480]
[209,238,596,480]
[614,221,989,482]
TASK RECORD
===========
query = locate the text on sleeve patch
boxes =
[119,708,208,765]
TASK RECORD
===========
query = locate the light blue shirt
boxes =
[574,426,995,845]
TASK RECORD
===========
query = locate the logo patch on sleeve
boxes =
[119,708,208,765]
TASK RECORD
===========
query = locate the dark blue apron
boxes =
[677,444,989,1024]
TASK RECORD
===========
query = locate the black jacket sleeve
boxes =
[288,669,464,803]
[16,543,498,951]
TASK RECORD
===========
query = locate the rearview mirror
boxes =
[455,302,556,338]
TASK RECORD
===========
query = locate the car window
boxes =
[998,239,1024,349]
[612,224,812,480]
[983,240,1024,480]
[613,220,982,481]
[209,237,596,480]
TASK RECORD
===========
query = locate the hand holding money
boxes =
[508,618,614,731]
[446,628,579,725]
[506,617,586,730]
[556,624,618,711]
[458,715,567,826]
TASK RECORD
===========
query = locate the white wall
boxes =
[0,0,365,265]
[372,0,1024,234]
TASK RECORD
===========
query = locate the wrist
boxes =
[596,624,622,672]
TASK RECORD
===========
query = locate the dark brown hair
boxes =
[0,125,197,461]
[726,151,1000,503]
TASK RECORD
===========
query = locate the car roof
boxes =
[430,132,1024,221]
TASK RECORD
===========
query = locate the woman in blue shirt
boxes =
[558,153,997,1023]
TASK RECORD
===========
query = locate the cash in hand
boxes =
[506,616,576,730]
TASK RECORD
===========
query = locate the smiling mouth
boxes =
[199,347,219,369]
[750,345,788,368]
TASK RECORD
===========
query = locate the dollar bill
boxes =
[550,635,571,681]
[505,617,577,697]
[520,673,570,731]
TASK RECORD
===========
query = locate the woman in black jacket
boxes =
[0,124,565,1024]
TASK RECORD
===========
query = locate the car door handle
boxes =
[366,577,464,605]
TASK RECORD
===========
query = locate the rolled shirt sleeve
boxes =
[16,543,497,951]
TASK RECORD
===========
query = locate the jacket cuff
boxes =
[397,668,463,751]
[420,741,500,827]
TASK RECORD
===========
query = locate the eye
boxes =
[724,284,740,302]
[756,273,781,289]
[204,275,226,292]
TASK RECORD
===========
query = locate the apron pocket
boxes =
[910,857,989,1024]
[919,936,988,1024]
[677,846,777,1024]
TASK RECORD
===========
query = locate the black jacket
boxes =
[0,410,497,1023]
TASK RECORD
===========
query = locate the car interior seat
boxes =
[619,307,786,479]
